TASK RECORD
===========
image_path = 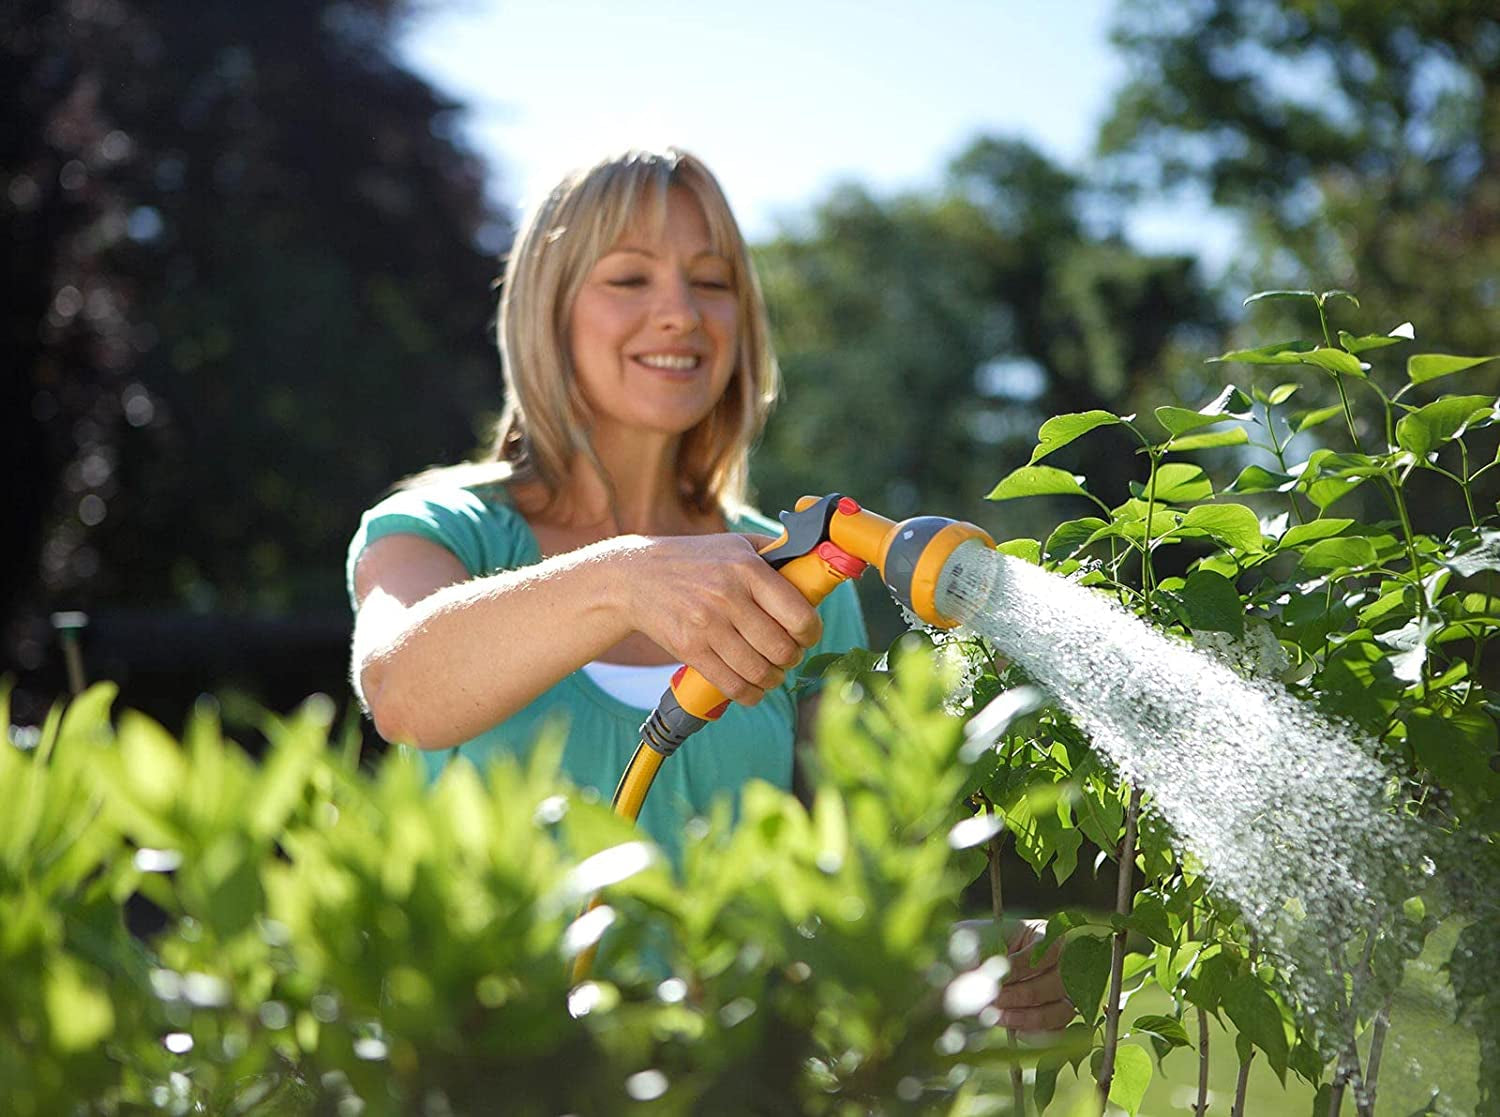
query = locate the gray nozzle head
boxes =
[881,516,959,615]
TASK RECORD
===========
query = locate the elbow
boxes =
[358,657,439,750]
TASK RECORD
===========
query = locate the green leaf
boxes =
[1137,463,1213,503]
[1407,707,1500,797]
[1060,934,1112,1028]
[1320,288,1360,308]
[1408,353,1500,385]
[1209,339,1315,366]
[1128,892,1174,945]
[1294,404,1346,433]
[1154,387,1252,437]
[1045,517,1109,561]
[1107,1044,1153,1116]
[987,465,1091,502]
[1279,519,1355,550]
[1243,289,1316,306]
[1227,464,1295,494]
[1311,1083,1334,1117]
[997,537,1042,564]
[1132,1013,1192,1062]
[1339,322,1414,354]
[1175,504,1265,552]
[1266,382,1300,405]
[45,957,114,1052]
[1298,536,1378,571]
[1183,949,1234,1011]
[1223,973,1288,1077]
[1177,570,1245,636]
[1029,410,1124,464]
[1443,528,1500,577]
[1166,426,1251,452]
[1298,347,1366,378]
[1395,395,1494,458]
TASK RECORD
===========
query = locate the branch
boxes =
[1230,1048,1254,1117]
[1096,784,1143,1105]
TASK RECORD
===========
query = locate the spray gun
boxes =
[572,494,994,981]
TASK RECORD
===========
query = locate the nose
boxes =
[653,273,702,333]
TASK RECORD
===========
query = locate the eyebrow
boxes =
[604,246,730,263]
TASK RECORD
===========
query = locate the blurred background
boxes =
[5,0,1498,746]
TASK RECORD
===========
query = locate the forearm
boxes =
[357,536,644,749]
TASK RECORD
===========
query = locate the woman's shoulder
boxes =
[358,477,538,567]
[724,503,780,536]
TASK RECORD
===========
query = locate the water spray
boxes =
[571,494,992,981]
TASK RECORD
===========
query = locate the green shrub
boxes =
[3,656,1048,1116]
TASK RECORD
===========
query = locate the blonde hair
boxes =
[403,148,779,518]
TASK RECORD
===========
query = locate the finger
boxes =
[1005,943,1062,984]
[714,629,787,702]
[993,999,1075,1034]
[996,969,1065,1010]
[731,601,806,669]
[687,649,768,709]
[745,569,824,650]
[738,531,780,553]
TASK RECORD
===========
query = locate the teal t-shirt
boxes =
[346,484,868,862]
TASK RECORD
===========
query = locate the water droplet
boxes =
[564,842,655,898]
[563,905,616,958]
[625,1070,668,1101]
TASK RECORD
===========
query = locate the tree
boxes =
[4,1,507,720]
[752,137,1220,620]
[1098,0,1500,356]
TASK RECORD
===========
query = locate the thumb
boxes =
[738,531,781,553]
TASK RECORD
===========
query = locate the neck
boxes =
[556,429,700,534]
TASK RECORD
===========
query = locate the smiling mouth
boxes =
[635,353,701,371]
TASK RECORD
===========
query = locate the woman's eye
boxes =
[606,275,647,288]
[693,277,733,291]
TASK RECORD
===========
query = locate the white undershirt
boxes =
[580,660,682,709]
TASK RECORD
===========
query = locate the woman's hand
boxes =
[618,532,823,705]
[994,918,1072,1033]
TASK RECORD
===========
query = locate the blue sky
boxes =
[400,0,1237,266]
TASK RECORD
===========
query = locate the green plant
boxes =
[5,656,1076,1115]
[938,288,1499,1115]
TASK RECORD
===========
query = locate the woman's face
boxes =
[568,185,740,445]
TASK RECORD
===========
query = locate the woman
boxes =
[345,147,1066,1029]
[345,148,867,865]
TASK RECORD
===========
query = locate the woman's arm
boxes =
[351,531,823,750]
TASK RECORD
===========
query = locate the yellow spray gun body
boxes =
[572,494,993,981]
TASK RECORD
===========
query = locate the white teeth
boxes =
[637,353,699,370]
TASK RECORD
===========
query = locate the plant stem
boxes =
[986,800,1026,1116]
[1185,909,1210,1117]
[1230,1048,1254,1117]
[1329,1070,1347,1116]
[1096,785,1143,1107]
[1357,995,1394,1117]
[1196,1007,1211,1117]
[1454,438,1481,528]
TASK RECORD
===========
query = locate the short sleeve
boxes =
[345,485,536,609]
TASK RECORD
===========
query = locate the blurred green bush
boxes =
[1,661,1044,1116]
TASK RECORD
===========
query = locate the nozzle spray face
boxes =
[881,518,995,628]
[932,537,1005,629]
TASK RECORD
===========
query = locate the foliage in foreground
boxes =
[2,663,1061,1117]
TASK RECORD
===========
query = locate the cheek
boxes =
[709,303,741,355]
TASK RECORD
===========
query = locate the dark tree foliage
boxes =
[4,1,506,720]
[1099,0,1500,355]
[752,137,1220,582]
